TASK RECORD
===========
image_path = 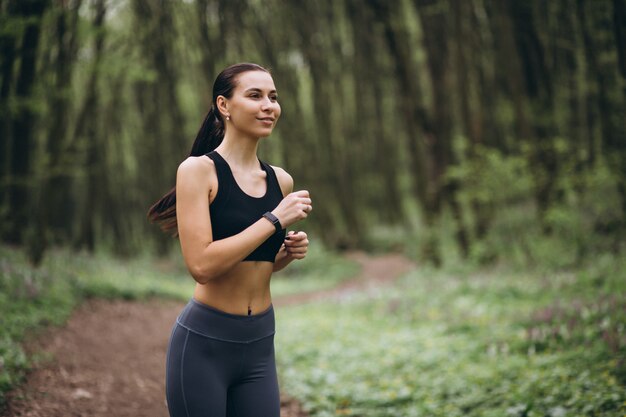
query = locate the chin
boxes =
[256,129,275,138]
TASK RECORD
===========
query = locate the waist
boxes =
[176,298,275,343]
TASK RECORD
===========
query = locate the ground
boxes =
[3,252,414,417]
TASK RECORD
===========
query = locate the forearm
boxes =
[188,218,276,283]
[272,246,295,272]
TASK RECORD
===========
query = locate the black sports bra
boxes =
[206,151,286,262]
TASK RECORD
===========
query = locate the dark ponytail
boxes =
[147,62,270,236]
[189,106,225,157]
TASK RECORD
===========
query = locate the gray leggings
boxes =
[165,299,280,417]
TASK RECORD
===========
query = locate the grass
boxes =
[4,238,625,416]
[0,243,357,409]
[275,253,626,417]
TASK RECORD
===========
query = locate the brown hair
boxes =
[146,63,270,236]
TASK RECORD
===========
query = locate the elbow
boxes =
[188,263,220,284]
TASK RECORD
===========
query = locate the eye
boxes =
[249,92,261,99]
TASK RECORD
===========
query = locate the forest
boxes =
[1,0,623,265]
[1,0,625,416]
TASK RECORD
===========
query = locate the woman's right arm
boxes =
[176,157,310,284]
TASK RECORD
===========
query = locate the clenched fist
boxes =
[283,231,309,260]
[271,190,312,229]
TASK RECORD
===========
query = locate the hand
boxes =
[283,230,309,260]
[271,190,312,229]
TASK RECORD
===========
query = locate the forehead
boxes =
[234,71,276,92]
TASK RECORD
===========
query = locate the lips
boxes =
[257,117,275,122]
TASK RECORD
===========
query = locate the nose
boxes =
[261,96,277,112]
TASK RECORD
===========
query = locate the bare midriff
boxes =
[192,261,274,316]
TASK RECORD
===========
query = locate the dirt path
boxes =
[4,252,414,417]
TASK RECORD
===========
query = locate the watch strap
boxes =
[262,211,282,233]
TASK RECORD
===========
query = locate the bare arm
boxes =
[176,157,277,284]
[272,166,310,272]
[177,157,311,283]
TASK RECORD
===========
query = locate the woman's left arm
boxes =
[274,231,309,272]
[272,166,309,272]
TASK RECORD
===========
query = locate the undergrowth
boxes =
[0,243,356,409]
[276,253,626,416]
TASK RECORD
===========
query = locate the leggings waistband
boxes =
[176,298,275,343]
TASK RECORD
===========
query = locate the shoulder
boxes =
[270,164,293,196]
[177,155,215,176]
[177,155,216,189]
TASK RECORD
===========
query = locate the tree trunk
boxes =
[508,0,558,230]
[6,0,49,245]
[40,0,82,246]
[0,5,17,216]
[133,0,186,255]
[73,0,106,252]
[370,0,442,264]
[348,0,405,226]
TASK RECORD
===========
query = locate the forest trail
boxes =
[4,252,415,417]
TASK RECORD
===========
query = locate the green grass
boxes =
[0,243,357,409]
[275,254,626,417]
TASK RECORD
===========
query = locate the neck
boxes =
[215,131,261,169]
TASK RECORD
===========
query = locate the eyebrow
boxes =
[244,87,277,94]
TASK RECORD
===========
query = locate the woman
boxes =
[148,62,312,417]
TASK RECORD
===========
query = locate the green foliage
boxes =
[271,244,360,297]
[449,144,535,206]
[446,141,624,268]
[276,255,626,416]
[0,248,78,406]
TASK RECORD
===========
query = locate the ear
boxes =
[216,95,229,119]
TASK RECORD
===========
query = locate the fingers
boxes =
[275,190,312,228]
[285,245,307,258]
[284,231,309,259]
[293,191,312,213]
[299,203,313,214]
[285,231,307,241]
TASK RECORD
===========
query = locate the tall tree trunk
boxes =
[0,4,17,217]
[508,0,558,230]
[195,0,220,93]
[101,74,135,256]
[348,0,404,226]
[370,0,442,264]
[578,0,626,223]
[40,0,82,246]
[613,0,626,98]
[73,0,106,252]
[291,0,363,248]
[415,0,471,259]
[5,0,49,245]
[133,0,186,255]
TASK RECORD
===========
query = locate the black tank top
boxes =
[206,151,286,262]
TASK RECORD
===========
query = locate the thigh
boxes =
[166,325,238,417]
[226,337,280,417]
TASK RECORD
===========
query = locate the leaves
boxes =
[276,260,626,416]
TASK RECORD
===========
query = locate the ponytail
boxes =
[147,62,270,237]
[189,106,225,156]
[146,106,225,236]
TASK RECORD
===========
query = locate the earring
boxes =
[226,115,230,121]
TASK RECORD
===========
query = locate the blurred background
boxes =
[1,0,623,265]
[1,0,626,415]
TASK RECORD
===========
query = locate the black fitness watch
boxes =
[262,211,283,233]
